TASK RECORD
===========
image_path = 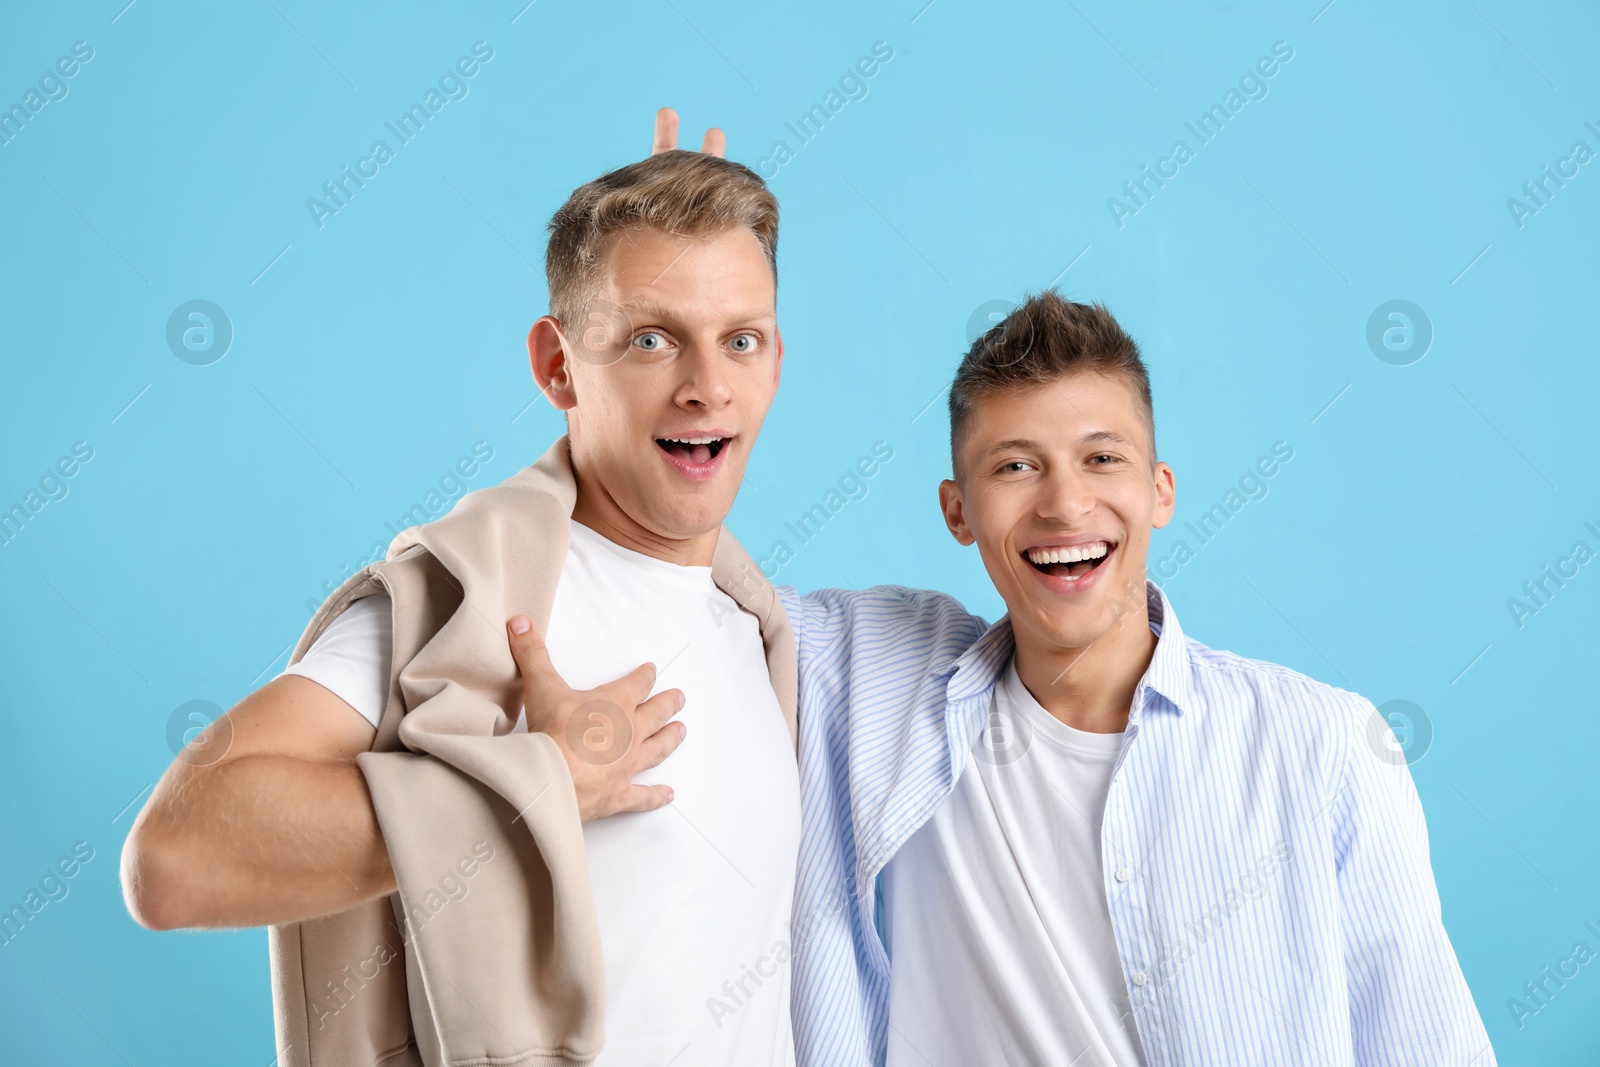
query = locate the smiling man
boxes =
[785,292,1495,1066]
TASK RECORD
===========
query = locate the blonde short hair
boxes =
[545,150,779,330]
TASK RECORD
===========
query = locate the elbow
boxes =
[120,819,192,931]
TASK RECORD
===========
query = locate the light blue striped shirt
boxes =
[778,580,1494,1066]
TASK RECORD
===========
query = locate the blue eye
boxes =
[634,332,665,351]
[731,333,758,353]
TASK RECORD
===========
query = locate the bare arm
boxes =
[120,675,393,930]
[122,623,687,930]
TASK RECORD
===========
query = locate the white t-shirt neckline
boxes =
[566,519,715,593]
[997,661,1125,759]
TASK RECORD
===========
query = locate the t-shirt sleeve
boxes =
[279,592,394,728]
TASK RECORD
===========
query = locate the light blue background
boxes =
[2,0,1596,1062]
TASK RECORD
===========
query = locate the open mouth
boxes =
[1024,540,1114,582]
[655,436,728,465]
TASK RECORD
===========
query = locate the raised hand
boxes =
[652,106,726,157]
[506,615,687,820]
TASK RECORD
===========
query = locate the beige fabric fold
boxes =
[268,436,797,1067]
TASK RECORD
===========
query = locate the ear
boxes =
[939,478,975,545]
[528,316,579,412]
[772,325,785,389]
[1150,460,1176,529]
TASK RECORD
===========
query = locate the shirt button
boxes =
[1115,867,1132,882]
[1132,972,1148,987]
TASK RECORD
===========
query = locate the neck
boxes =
[569,464,719,567]
[1011,597,1157,734]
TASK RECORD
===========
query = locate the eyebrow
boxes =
[978,430,1137,459]
[1082,430,1137,448]
[979,437,1044,458]
[613,299,777,325]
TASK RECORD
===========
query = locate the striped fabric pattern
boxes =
[778,580,1495,1067]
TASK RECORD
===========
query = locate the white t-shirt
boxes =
[282,520,801,1066]
[881,659,1147,1067]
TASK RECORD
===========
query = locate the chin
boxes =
[1042,621,1111,652]
[1022,600,1118,651]
[650,501,732,540]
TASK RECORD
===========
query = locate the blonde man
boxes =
[123,117,805,1066]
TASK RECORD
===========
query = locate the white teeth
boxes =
[661,436,722,444]
[1026,541,1110,565]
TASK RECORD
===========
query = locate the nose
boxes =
[672,341,734,411]
[1037,464,1096,524]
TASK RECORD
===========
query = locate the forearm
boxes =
[123,753,394,929]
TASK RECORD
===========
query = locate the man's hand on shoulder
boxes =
[651,106,725,157]
[506,616,687,821]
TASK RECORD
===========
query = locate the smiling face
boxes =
[940,370,1175,654]
[530,224,781,563]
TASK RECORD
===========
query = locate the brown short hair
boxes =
[545,150,779,330]
[949,290,1155,473]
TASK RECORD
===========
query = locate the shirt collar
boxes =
[1136,579,1194,719]
[942,615,1017,706]
[940,579,1195,717]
